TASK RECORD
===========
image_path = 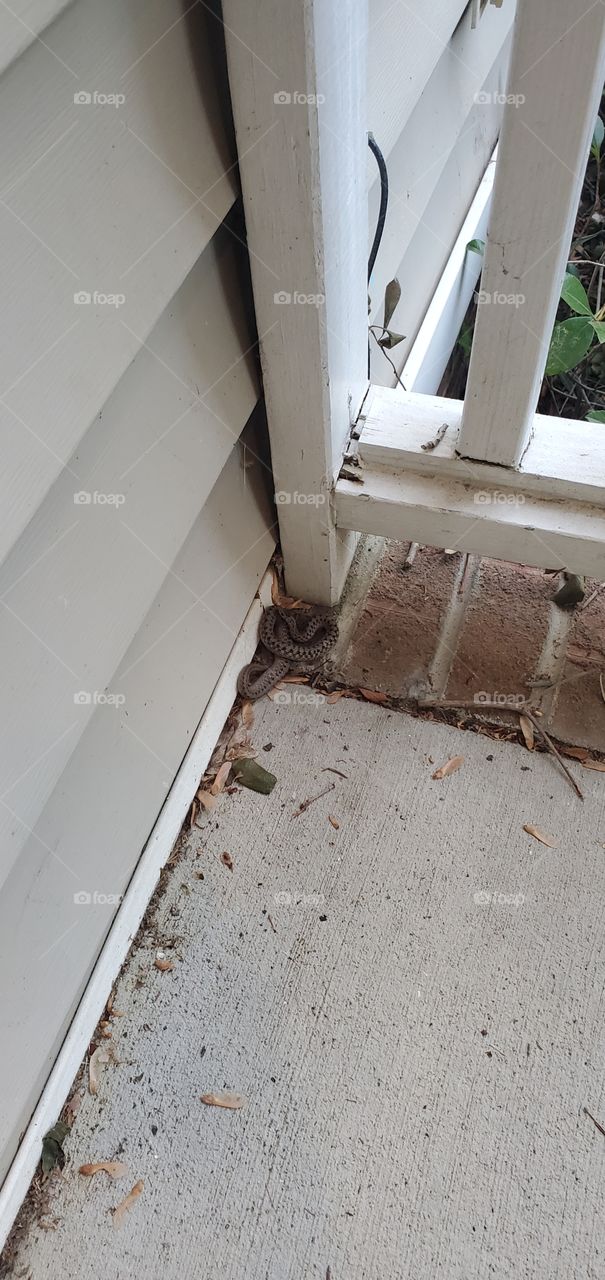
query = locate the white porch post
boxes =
[221,0,368,603]
[458,0,605,467]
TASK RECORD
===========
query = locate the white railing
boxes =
[224,0,605,602]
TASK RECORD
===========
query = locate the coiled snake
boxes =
[237,606,338,701]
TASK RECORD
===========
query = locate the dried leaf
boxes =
[220,851,234,871]
[326,690,345,704]
[328,815,340,829]
[560,744,590,761]
[519,715,534,751]
[432,755,464,780]
[154,957,174,972]
[112,1180,144,1227]
[200,1091,246,1110]
[210,761,232,796]
[79,1161,128,1180]
[358,687,388,704]
[582,758,605,772]
[231,757,277,794]
[523,823,557,848]
[89,1042,119,1096]
[63,1090,84,1126]
[383,277,402,329]
[241,700,254,727]
[196,789,217,812]
[41,1121,69,1174]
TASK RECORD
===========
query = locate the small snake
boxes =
[237,606,338,700]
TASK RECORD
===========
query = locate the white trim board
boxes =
[0,569,273,1253]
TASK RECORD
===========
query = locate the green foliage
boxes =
[591,116,604,159]
[586,409,605,422]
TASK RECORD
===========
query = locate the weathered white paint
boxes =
[459,0,605,465]
[0,0,236,565]
[335,464,605,577]
[222,0,368,603]
[0,565,275,1251]
[0,445,275,1201]
[0,0,73,76]
[358,386,605,504]
[0,230,258,893]
[397,153,496,395]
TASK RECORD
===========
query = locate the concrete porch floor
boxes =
[6,683,605,1279]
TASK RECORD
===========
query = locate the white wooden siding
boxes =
[0,228,258,893]
[0,0,73,76]
[0,437,275,1183]
[0,0,236,565]
[368,0,468,161]
[0,0,275,1195]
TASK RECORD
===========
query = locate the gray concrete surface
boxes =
[8,692,605,1279]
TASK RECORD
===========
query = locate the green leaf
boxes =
[231,757,276,795]
[560,272,592,316]
[41,1120,69,1174]
[467,238,485,255]
[590,319,605,342]
[457,323,474,357]
[591,116,604,158]
[586,409,605,422]
[383,278,401,329]
[546,317,595,376]
[378,329,405,349]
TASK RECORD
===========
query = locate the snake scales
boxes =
[237,606,338,701]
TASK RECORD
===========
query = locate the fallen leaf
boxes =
[326,691,345,704]
[241,700,254,728]
[523,823,557,848]
[232,757,277,794]
[89,1042,119,1096]
[196,789,217,812]
[328,815,340,829]
[79,1161,128,1179]
[221,851,234,871]
[559,744,590,761]
[200,1091,246,1110]
[519,715,534,751]
[154,957,174,972]
[280,673,311,685]
[359,688,388,704]
[112,1180,144,1227]
[210,761,232,796]
[63,1090,84,1126]
[432,755,464,780]
[41,1121,69,1174]
[582,758,605,772]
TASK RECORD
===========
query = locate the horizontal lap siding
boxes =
[0,0,275,1186]
[0,0,237,564]
[0,433,275,1182]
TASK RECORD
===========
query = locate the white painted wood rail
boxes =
[459,0,605,465]
[222,0,368,604]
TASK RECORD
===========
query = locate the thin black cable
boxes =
[367,132,388,282]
